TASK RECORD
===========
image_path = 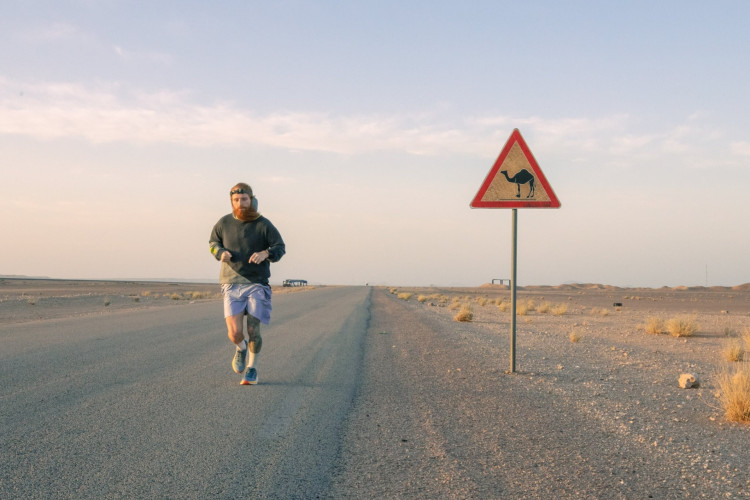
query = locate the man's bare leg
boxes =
[227,313,247,373]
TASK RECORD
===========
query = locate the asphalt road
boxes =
[4,286,747,499]
[2,286,371,499]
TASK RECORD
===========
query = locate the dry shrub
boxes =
[717,364,750,423]
[476,297,489,307]
[525,300,536,312]
[417,295,427,303]
[645,317,665,335]
[569,330,581,343]
[667,316,699,337]
[551,304,568,316]
[517,303,529,316]
[497,301,509,312]
[454,305,473,322]
[723,340,745,362]
[590,307,609,317]
[537,302,551,314]
[397,292,412,301]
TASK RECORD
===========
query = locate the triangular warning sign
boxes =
[471,129,561,208]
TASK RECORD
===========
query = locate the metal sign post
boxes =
[470,129,560,374]
[510,209,518,372]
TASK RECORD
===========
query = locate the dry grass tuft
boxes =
[496,301,509,312]
[590,307,609,317]
[644,317,665,335]
[569,330,581,343]
[723,340,745,362]
[537,302,551,314]
[516,303,529,316]
[551,304,568,316]
[717,364,750,423]
[417,295,428,303]
[397,292,413,301]
[454,305,473,322]
[666,316,699,337]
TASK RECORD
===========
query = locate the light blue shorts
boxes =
[221,283,272,324]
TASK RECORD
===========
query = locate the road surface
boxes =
[2,286,747,498]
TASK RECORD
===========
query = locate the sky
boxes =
[2,0,749,288]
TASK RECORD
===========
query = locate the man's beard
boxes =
[233,206,260,222]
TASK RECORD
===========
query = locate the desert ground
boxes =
[0,278,309,325]
[2,278,748,497]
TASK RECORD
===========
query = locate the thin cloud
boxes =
[113,45,173,65]
[0,78,743,169]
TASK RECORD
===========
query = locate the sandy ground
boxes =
[361,283,750,496]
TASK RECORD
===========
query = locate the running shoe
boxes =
[240,367,258,385]
[232,347,247,374]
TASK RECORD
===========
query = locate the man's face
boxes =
[231,193,252,211]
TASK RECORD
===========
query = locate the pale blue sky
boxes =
[2,1,749,287]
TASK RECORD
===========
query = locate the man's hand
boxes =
[220,251,232,262]
[249,250,270,264]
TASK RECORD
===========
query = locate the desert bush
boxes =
[170,293,181,300]
[537,302,551,314]
[717,364,750,423]
[525,300,536,312]
[454,305,473,322]
[397,292,412,301]
[590,307,609,317]
[476,297,489,307]
[569,330,581,343]
[667,316,699,337]
[551,304,568,316]
[417,295,427,303]
[104,298,111,307]
[517,303,529,316]
[645,317,665,335]
[723,340,745,362]
[497,301,509,312]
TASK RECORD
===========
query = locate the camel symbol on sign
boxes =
[500,169,535,198]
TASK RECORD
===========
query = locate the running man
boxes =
[209,182,285,385]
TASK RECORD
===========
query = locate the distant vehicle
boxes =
[282,279,308,287]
